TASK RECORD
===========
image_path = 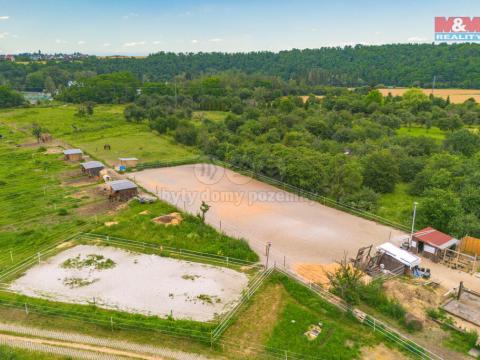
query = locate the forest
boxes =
[1,43,480,93]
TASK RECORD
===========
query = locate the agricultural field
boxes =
[0,105,198,167]
[378,88,480,104]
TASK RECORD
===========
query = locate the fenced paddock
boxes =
[129,163,406,267]
[0,233,269,345]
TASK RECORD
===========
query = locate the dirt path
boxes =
[0,322,213,360]
[130,164,405,267]
[222,283,287,358]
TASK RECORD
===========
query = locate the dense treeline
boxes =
[0,86,24,108]
[127,84,480,238]
[1,43,480,92]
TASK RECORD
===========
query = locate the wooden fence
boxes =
[459,236,480,256]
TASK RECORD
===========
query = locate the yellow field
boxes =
[378,88,480,104]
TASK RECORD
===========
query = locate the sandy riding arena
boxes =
[9,245,248,321]
[130,164,404,266]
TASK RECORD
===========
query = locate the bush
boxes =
[359,281,407,323]
[57,208,68,216]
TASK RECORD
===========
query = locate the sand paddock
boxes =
[130,164,404,266]
[9,245,248,321]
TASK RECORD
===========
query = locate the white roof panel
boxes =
[63,149,83,155]
[377,242,421,268]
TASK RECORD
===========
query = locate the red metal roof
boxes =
[413,227,456,248]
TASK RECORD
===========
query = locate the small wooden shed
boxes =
[108,180,138,201]
[63,149,83,161]
[410,227,459,262]
[118,157,138,169]
[81,161,105,177]
[377,242,421,275]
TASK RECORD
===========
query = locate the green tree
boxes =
[417,188,464,234]
[444,129,480,157]
[0,86,24,108]
[362,151,399,193]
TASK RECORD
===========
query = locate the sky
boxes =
[0,0,479,55]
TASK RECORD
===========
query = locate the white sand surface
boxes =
[10,245,248,322]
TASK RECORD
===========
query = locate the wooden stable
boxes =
[63,149,83,161]
[118,157,138,169]
[108,180,138,201]
[410,227,459,262]
[80,161,105,177]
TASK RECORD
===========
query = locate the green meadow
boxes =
[0,105,198,166]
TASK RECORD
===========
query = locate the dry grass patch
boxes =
[222,283,287,358]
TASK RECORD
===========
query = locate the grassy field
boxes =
[0,105,198,166]
[223,273,385,359]
[377,183,419,226]
[0,124,100,272]
[192,111,229,123]
[396,126,446,141]
[0,345,69,360]
[93,200,258,261]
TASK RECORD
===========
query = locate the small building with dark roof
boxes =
[410,227,459,262]
[63,149,83,161]
[81,161,104,177]
[108,180,138,201]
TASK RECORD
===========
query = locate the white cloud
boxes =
[0,16,9,20]
[77,40,86,45]
[208,38,223,43]
[103,43,111,47]
[408,36,428,43]
[123,40,146,47]
[122,13,139,19]
[153,40,161,45]
[0,32,8,38]
[191,39,199,44]
[55,39,68,44]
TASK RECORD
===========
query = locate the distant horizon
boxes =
[4,41,471,57]
[1,0,479,55]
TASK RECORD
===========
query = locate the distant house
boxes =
[108,180,138,201]
[81,161,104,177]
[410,227,459,262]
[5,54,15,62]
[118,157,138,169]
[63,149,83,161]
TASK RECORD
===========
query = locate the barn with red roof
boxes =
[410,227,459,262]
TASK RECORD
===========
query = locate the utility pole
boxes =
[265,242,272,269]
[409,202,418,248]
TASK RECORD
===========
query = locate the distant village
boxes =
[0,51,90,62]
